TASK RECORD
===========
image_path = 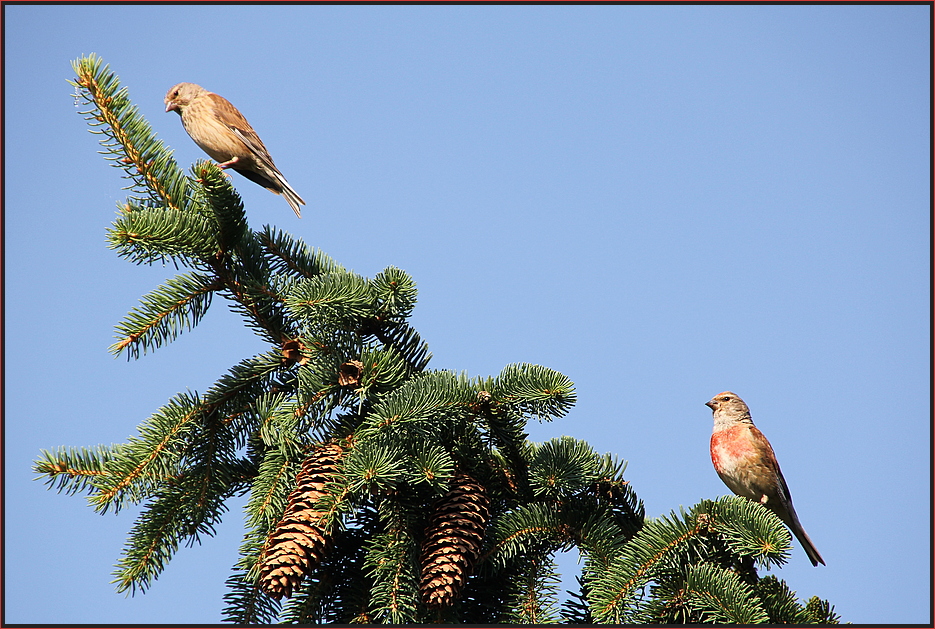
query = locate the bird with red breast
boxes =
[706,391,825,566]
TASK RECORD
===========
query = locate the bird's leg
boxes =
[216,156,240,169]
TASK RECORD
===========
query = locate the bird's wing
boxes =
[775,466,794,504]
[207,92,279,171]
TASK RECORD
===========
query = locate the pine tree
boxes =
[34,54,840,624]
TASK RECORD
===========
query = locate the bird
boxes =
[164,82,305,218]
[706,391,825,566]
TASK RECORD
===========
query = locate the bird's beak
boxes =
[705,400,715,410]
[165,102,177,113]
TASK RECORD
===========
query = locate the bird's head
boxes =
[164,82,203,114]
[705,391,752,420]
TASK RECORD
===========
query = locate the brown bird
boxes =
[165,82,305,218]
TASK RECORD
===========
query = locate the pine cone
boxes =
[419,473,490,607]
[257,443,344,599]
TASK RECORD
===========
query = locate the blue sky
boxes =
[3,4,930,624]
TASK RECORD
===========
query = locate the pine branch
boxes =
[33,444,123,496]
[406,441,456,491]
[698,496,792,570]
[342,440,408,495]
[112,465,238,594]
[361,370,476,436]
[506,555,562,624]
[70,54,191,210]
[492,362,577,421]
[258,225,345,280]
[364,501,421,623]
[196,161,249,252]
[351,345,412,401]
[586,496,799,623]
[485,503,568,568]
[587,506,711,623]
[222,568,281,624]
[528,436,600,498]
[473,387,532,501]
[803,595,841,624]
[107,205,219,267]
[367,321,432,374]
[755,574,812,623]
[109,393,262,593]
[371,266,419,322]
[591,453,645,538]
[110,272,220,358]
[304,507,379,623]
[277,521,375,623]
[246,448,301,532]
[680,562,770,623]
[460,558,532,622]
[201,351,285,413]
[88,353,281,513]
[559,501,634,570]
[253,393,311,459]
[285,271,375,327]
[88,391,202,513]
[560,576,593,624]
[211,233,297,346]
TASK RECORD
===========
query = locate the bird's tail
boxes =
[238,166,306,218]
[786,510,825,566]
[794,527,825,566]
[280,181,305,219]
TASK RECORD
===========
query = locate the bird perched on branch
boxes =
[706,391,825,566]
[165,82,305,218]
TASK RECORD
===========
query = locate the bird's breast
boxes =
[181,110,248,164]
[710,424,757,474]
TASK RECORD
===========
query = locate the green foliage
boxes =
[111,272,218,357]
[70,53,192,211]
[803,594,843,624]
[587,496,836,624]
[107,205,219,266]
[560,576,593,624]
[34,444,126,496]
[37,54,840,624]
[529,436,601,498]
[363,503,422,623]
[504,555,563,623]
